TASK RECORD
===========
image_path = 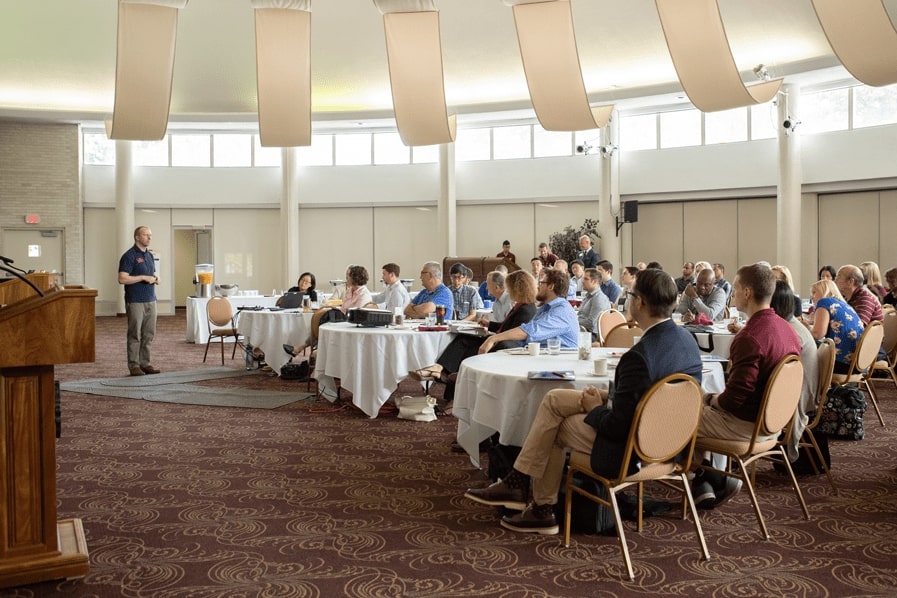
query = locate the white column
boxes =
[597,115,621,269]
[777,83,802,281]
[282,147,301,287]
[114,140,134,315]
[439,142,456,257]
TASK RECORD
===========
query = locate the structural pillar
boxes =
[597,114,621,268]
[282,147,301,286]
[777,83,802,283]
[114,140,134,315]
[439,142,457,257]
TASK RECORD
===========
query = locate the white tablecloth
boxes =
[453,347,726,467]
[690,323,736,359]
[314,321,454,418]
[237,309,314,374]
[187,295,279,344]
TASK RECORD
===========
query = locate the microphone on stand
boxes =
[0,256,31,276]
[0,262,45,298]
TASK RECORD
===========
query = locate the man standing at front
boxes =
[575,235,600,269]
[465,269,703,534]
[118,226,160,376]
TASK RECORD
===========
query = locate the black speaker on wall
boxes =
[623,200,639,223]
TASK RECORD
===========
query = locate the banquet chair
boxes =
[203,296,242,365]
[869,310,897,392]
[563,373,709,581]
[794,339,838,494]
[695,354,808,540]
[597,309,626,346]
[603,322,644,349]
[830,320,885,426]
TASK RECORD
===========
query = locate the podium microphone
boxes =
[0,261,45,298]
[0,256,30,275]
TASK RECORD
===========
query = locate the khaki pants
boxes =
[513,388,596,506]
[126,301,157,369]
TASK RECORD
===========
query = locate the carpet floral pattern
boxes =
[3,314,896,597]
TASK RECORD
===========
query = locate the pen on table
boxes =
[551,371,567,378]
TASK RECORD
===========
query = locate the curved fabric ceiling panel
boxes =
[107,0,188,140]
[253,0,312,147]
[811,0,897,87]
[374,0,456,146]
[506,0,613,131]
[655,0,782,113]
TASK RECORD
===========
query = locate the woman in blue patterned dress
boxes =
[804,279,864,374]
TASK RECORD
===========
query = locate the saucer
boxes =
[591,369,609,376]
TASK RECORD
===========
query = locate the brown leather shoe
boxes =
[129,367,145,376]
[464,479,527,511]
[500,502,559,535]
[141,365,161,375]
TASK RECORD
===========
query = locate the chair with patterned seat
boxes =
[596,309,626,346]
[794,338,838,493]
[603,321,644,349]
[830,320,885,426]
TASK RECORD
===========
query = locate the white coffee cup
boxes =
[593,358,608,376]
[528,342,540,356]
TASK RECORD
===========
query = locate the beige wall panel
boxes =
[631,202,683,271]
[456,203,533,261]
[213,208,282,295]
[818,191,879,269]
[83,207,119,314]
[172,209,214,227]
[298,207,374,289]
[372,206,439,292]
[736,197,776,267]
[879,190,897,270]
[534,200,600,258]
[683,200,738,270]
[797,192,819,294]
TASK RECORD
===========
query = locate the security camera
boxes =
[783,118,793,129]
[576,144,586,154]
[783,117,800,131]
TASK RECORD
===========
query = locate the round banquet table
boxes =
[313,321,454,418]
[453,347,726,467]
[187,295,279,344]
[237,309,314,375]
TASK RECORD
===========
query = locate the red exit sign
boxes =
[25,214,40,224]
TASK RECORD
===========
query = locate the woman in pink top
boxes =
[341,265,373,313]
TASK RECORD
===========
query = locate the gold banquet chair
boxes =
[203,296,242,365]
[564,374,709,581]
[603,322,644,349]
[596,309,626,346]
[869,309,897,392]
[695,355,809,540]
[795,338,838,494]
[830,320,885,426]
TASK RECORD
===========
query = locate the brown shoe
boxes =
[141,365,161,375]
[464,479,527,511]
[500,502,559,535]
[129,367,145,376]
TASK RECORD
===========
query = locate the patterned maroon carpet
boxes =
[4,313,897,597]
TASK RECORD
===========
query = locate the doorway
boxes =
[173,228,212,307]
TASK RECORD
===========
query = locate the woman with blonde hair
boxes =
[772,264,803,317]
[804,279,864,373]
[860,261,887,301]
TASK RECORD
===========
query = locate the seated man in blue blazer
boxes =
[465,268,703,535]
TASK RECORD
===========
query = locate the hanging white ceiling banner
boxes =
[507,0,613,131]
[655,0,782,112]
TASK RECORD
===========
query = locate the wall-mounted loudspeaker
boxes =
[623,201,639,223]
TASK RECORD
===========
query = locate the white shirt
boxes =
[371,280,410,312]
[489,290,512,323]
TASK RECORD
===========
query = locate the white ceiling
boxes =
[1,0,892,129]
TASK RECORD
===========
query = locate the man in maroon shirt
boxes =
[836,264,883,326]
[692,263,802,509]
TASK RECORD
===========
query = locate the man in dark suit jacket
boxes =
[465,268,703,535]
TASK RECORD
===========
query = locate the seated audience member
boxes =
[530,257,543,279]
[577,268,611,339]
[694,261,712,276]
[575,235,600,269]
[646,261,663,270]
[636,261,647,270]
[570,259,585,294]
[860,261,887,301]
[804,279,863,374]
[410,270,538,402]
[478,268,579,353]
[340,265,373,313]
[770,281,818,463]
[883,267,897,308]
[618,266,638,314]
[693,264,802,509]
[596,260,623,304]
[478,264,507,302]
[713,263,732,300]
[480,271,511,323]
[537,242,559,268]
[496,240,516,264]
[677,268,727,322]
[448,263,483,321]
[771,265,804,318]
[836,264,883,325]
[553,259,576,299]
[370,262,410,312]
[675,262,696,293]
[464,268,702,534]
[404,261,454,320]
[818,265,836,281]
[287,272,317,301]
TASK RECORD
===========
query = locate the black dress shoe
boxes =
[501,503,559,535]
[283,344,295,355]
[464,479,527,511]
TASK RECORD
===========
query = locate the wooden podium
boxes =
[0,284,96,588]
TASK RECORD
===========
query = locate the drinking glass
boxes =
[547,337,561,355]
